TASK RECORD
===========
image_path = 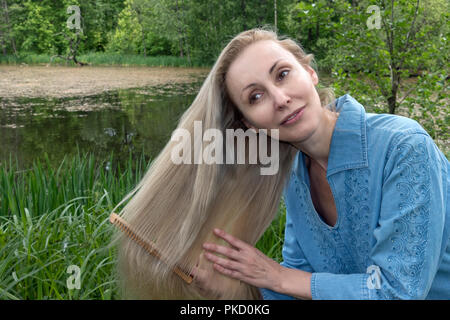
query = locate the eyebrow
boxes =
[241,59,283,95]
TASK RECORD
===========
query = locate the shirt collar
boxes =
[294,94,368,179]
[327,94,368,176]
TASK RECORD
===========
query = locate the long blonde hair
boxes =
[112,26,334,299]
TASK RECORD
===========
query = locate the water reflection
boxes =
[0,82,201,169]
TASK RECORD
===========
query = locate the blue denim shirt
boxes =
[260,94,450,300]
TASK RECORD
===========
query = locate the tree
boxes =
[107,0,143,54]
[107,0,174,56]
[284,0,349,62]
[0,0,17,54]
[328,0,448,115]
[131,0,152,56]
[50,32,88,66]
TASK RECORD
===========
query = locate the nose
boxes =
[271,86,291,110]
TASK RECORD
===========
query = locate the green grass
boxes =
[256,199,287,264]
[0,52,209,68]
[0,53,52,65]
[0,152,148,219]
[0,152,286,299]
[0,152,147,299]
[0,199,118,299]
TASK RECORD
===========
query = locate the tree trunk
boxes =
[183,35,191,65]
[315,6,320,39]
[388,70,400,114]
[2,0,17,55]
[257,0,264,26]
[241,0,247,30]
[175,0,184,58]
[387,95,396,114]
[0,28,6,55]
[142,31,146,56]
[51,32,87,66]
[273,0,277,32]
[181,0,191,65]
[178,37,184,58]
[134,6,146,57]
[315,18,320,39]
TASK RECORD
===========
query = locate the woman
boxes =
[113,27,449,299]
[196,28,450,300]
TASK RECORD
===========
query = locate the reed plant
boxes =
[0,152,286,299]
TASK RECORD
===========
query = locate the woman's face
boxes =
[225,40,323,144]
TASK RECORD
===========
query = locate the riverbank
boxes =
[0,65,210,99]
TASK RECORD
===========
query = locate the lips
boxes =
[280,106,306,125]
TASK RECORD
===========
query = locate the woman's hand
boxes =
[202,228,284,292]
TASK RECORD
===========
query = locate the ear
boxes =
[304,64,319,86]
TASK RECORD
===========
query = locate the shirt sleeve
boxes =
[311,132,448,299]
[260,196,315,300]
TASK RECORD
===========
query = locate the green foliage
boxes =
[145,34,173,56]
[317,0,449,116]
[284,0,349,63]
[403,72,449,152]
[15,1,57,53]
[107,0,143,53]
[1,0,447,73]
[0,0,125,55]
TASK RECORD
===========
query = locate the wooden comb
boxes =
[109,213,193,284]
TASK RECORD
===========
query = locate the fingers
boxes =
[202,242,241,261]
[202,229,247,261]
[212,228,249,250]
[203,251,240,271]
[199,229,256,282]
[212,263,242,280]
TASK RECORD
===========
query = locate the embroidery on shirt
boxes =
[292,171,349,274]
[378,136,431,298]
[343,168,372,271]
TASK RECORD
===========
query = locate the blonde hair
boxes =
[112,26,334,299]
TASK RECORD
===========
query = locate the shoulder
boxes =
[380,128,448,184]
[360,110,448,179]
[335,94,429,147]
[364,111,436,157]
[366,112,427,139]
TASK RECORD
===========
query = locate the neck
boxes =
[291,108,339,171]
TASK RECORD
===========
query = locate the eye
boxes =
[249,92,262,104]
[278,70,289,81]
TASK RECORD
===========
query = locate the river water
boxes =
[0,82,200,169]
